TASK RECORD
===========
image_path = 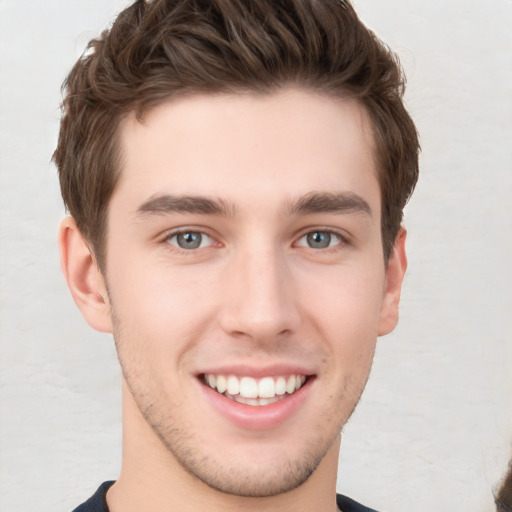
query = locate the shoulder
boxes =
[71,481,115,512]
[337,494,381,512]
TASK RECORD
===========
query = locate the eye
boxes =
[166,231,214,250]
[296,230,342,249]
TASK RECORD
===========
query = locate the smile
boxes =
[203,374,307,406]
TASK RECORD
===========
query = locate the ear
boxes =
[58,217,113,333]
[378,227,408,336]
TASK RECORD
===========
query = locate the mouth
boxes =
[201,374,309,406]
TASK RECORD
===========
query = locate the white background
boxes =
[0,1,511,511]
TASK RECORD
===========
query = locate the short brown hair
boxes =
[54,0,419,269]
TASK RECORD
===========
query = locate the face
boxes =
[70,88,405,497]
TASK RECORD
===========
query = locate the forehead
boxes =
[114,88,379,213]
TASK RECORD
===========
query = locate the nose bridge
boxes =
[219,239,299,340]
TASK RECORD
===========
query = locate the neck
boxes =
[107,382,341,512]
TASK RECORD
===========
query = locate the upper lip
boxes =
[196,363,316,379]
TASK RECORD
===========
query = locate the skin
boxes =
[59,88,407,512]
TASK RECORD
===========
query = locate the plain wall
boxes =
[0,1,511,511]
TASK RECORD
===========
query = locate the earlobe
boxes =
[378,227,408,336]
[58,217,113,333]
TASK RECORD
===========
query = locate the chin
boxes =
[174,449,324,497]
[150,415,339,498]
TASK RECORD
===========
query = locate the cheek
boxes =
[299,264,385,338]
[295,266,384,386]
[107,263,220,365]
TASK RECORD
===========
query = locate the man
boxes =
[54,0,419,511]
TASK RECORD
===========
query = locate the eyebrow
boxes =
[136,194,236,218]
[288,191,372,217]
[135,191,371,219]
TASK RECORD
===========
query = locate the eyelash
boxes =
[294,229,348,251]
[163,229,217,251]
[161,227,350,253]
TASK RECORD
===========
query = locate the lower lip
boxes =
[198,378,313,431]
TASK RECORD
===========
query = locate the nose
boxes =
[218,245,300,343]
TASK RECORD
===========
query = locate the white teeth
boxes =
[204,373,308,402]
[275,377,286,395]
[216,375,227,393]
[234,396,262,406]
[227,375,239,395]
[240,377,258,398]
[233,395,281,406]
[286,376,296,394]
[258,377,275,398]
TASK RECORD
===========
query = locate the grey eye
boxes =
[306,231,332,249]
[297,230,341,249]
[168,231,213,250]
